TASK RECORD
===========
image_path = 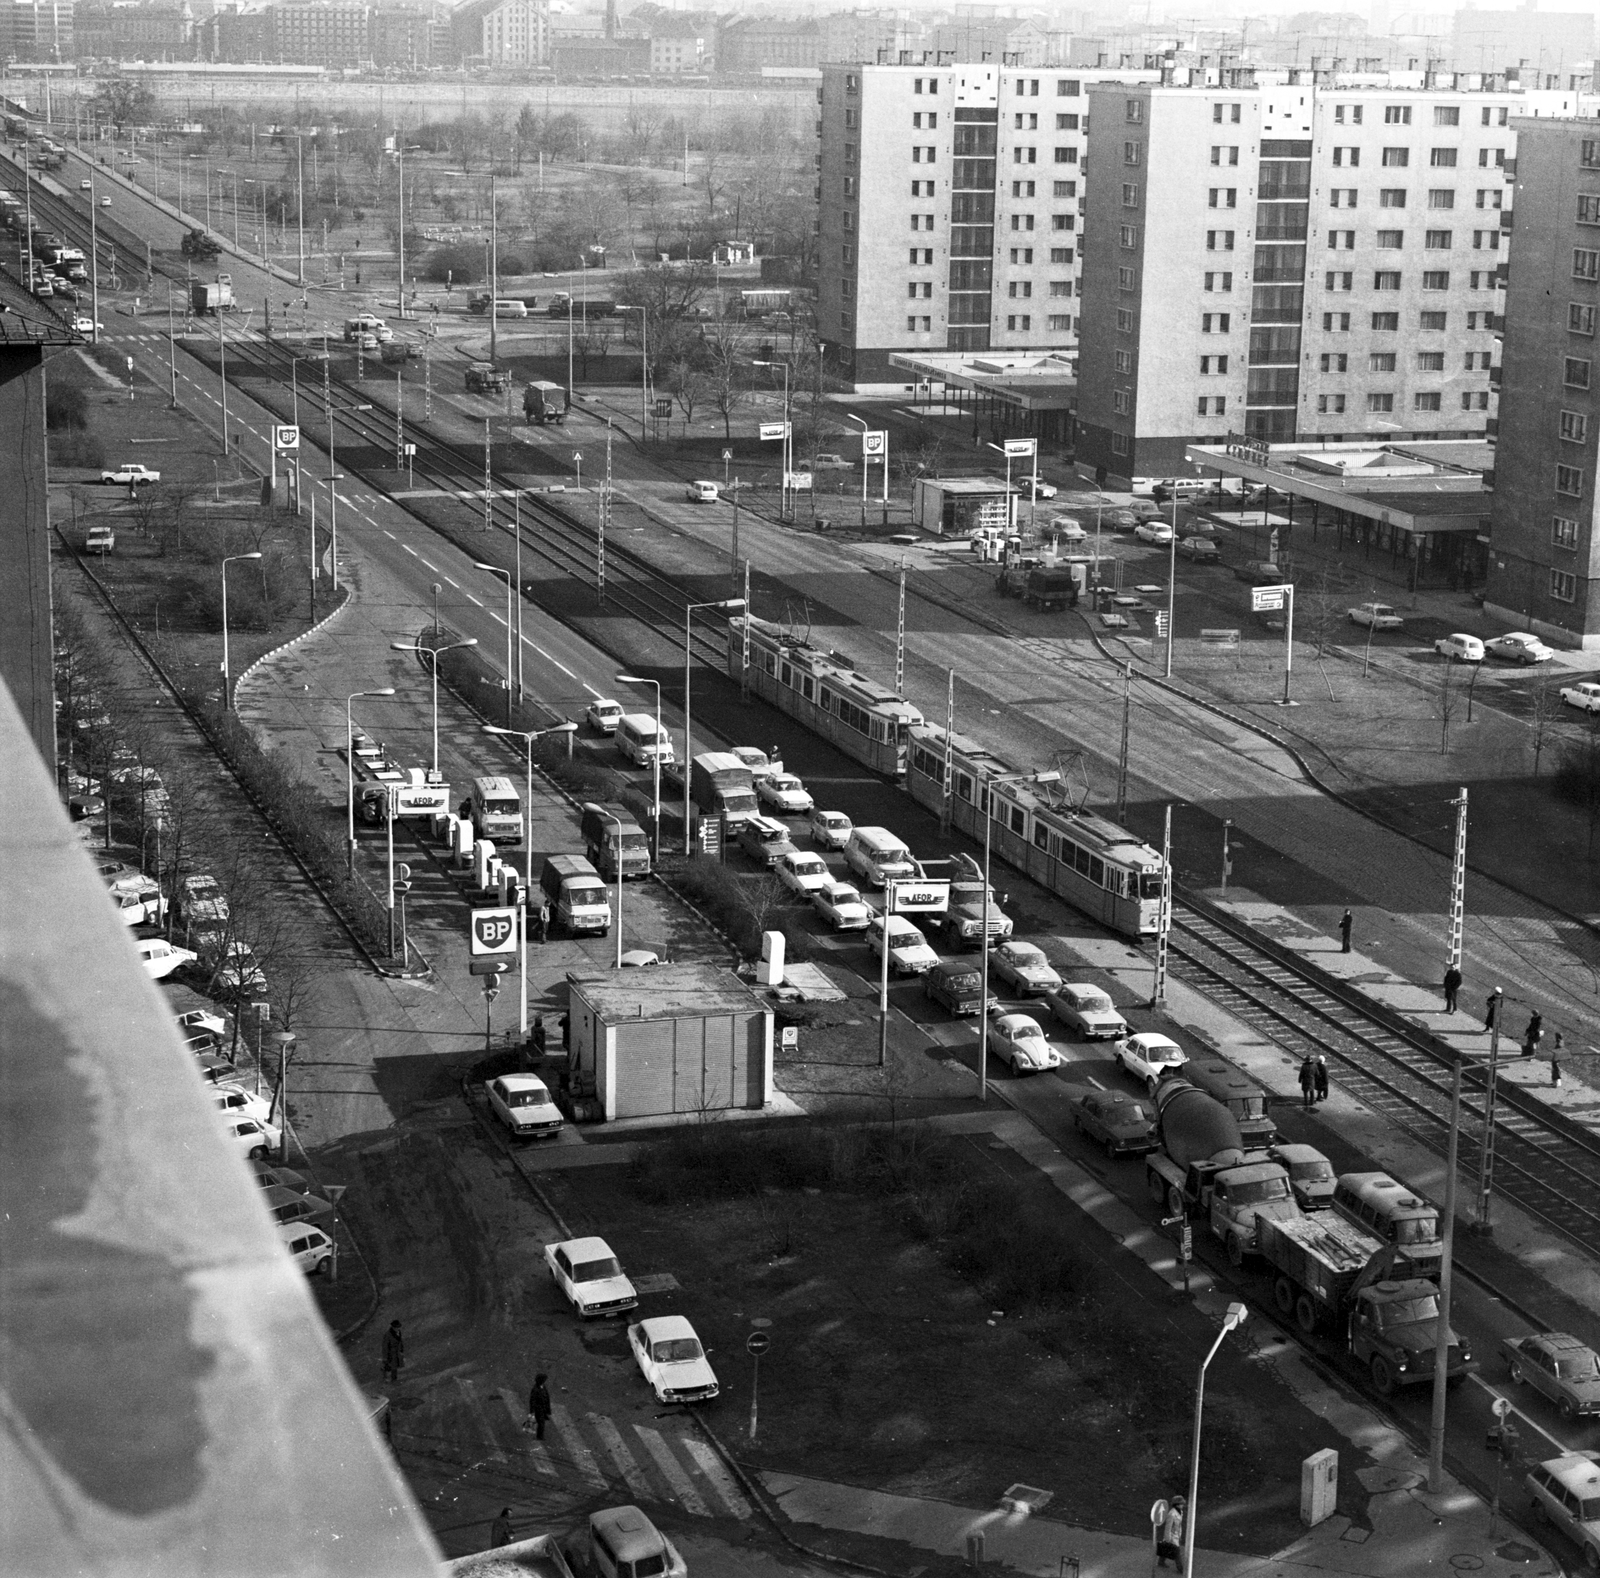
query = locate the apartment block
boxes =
[1076,74,1592,483]
[269,2,371,66]
[815,60,1156,389]
[450,0,547,68]
[1486,117,1600,647]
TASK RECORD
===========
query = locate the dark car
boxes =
[1235,559,1288,586]
[1176,536,1220,563]
[1269,1143,1336,1210]
[1067,1084,1159,1157]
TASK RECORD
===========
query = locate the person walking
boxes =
[1298,1055,1316,1109]
[1485,992,1500,1032]
[1551,1032,1564,1089]
[1156,1496,1186,1571]
[381,1320,404,1383]
[1442,964,1462,1014]
[1314,1056,1329,1104]
[490,1509,515,1548]
[526,1373,553,1440]
[1338,909,1353,953]
[531,1013,546,1057]
[537,898,550,944]
[1521,1011,1543,1060]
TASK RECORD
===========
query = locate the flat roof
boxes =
[889,350,1077,411]
[569,963,769,1023]
[917,476,1017,495]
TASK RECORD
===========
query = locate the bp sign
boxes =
[470,905,518,956]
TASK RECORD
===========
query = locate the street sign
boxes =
[861,430,887,456]
[887,879,950,915]
[573,451,583,464]
[470,905,518,957]
[273,424,300,452]
[746,1331,771,1357]
[1154,610,1169,638]
[1251,585,1287,613]
[1200,628,1240,647]
[1003,437,1037,458]
[759,422,791,441]
[722,447,733,461]
[469,958,510,977]
[785,470,813,490]
[697,816,723,857]
[653,397,673,418]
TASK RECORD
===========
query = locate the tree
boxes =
[90,77,157,130]
[616,264,712,377]
[703,319,749,440]
[667,359,708,425]
[1531,680,1559,777]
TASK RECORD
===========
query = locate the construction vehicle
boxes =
[181,228,222,261]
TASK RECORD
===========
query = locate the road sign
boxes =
[653,397,673,418]
[759,422,791,441]
[722,447,733,461]
[469,958,511,976]
[273,424,300,452]
[470,905,518,957]
[861,430,887,456]
[573,451,583,464]
[1154,610,1169,638]
[1251,585,1287,613]
[1003,437,1037,458]
[1200,628,1241,647]
[746,1331,771,1357]
[697,816,723,857]
[785,470,813,490]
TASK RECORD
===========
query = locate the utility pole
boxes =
[599,423,611,605]
[488,173,498,367]
[1427,1047,1466,1495]
[216,292,228,457]
[940,668,955,834]
[88,178,100,345]
[166,284,178,408]
[1116,663,1132,821]
[395,370,404,470]
[1476,987,1505,1233]
[1447,787,1468,975]
[1150,804,1172,1009]
[895,563,907,697]
[483,419,492,533]
[396,135,407,319]
[295,132,305,286]
[741,559,751,698]
[1165,498,1178,679]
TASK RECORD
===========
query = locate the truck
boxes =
[356,768,451,826]
[580,801,652,879]
[1022,563,1085,611]
[190,275,235,316]
[1145,1077,1300,1267]
[545,294,617,317]
[181,228,222,261]
[1255,1215,1474,1395]
[689,751,758,823]
[464,361,510,395]
[446,1531,578,1578]
[523,379,568,424]
[930,852,1013,949]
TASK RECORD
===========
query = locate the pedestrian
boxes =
[490,1509,515,1548]
[559,1012,570,1047]
[1338,909,1353,953]
[526,1373,552,1439]
[537,898,550,943]
[1156,1496,1185,1571]
[1442,964,1462,1014]
[1551,1032,1564,1089]
[381,1319,404,1383]
[1485,992,1500,1032]
[1314,1056,1329,1104]
[532,1012,546,1057]
[1298,1055,1316,1109]
[1521,1011,1543,1059]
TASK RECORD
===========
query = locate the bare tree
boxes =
[1438,655,1457,754]
[667,359,708,426]
[1531,680,1559,777]
[703,319,749,441]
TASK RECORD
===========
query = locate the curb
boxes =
[234,582,351,707]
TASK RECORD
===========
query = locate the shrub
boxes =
[421,244,484,285]
[49,431,106,468]
[676,854,811,962]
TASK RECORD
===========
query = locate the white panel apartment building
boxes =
[814,60,1157,390]
[1076,73,1595,483]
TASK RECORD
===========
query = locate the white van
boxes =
[491,298,529,318]
[843,826,916,889]
[467,775,523,845]
[617,714,674,767]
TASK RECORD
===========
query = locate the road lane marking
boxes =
[632,1426,710,1516]
[549,1404,608,1488]
[681,1436,754,1518]
[589,1413,653,1500]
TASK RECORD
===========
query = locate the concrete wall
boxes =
[0,345,54,766]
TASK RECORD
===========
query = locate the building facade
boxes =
[1486,116,1600,647]
[1076,73,1593,483]
[450,0,547,67]
[268,1,370,64]
[1,0,74,60]
[716,16,818,74]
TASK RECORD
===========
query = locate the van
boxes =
[85,524,115,553]
[1331,1171,1443,1277]
[491,298,528,318]
[588,1506,687,1578]
[581,801,652,879]
[617,713,674,767]
[467,775,523,845]
[843,826,916,889]
[539,854,612,935]
[924,958,983,1016]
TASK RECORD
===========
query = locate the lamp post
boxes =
[752,359,791,518]
[617,302,648,438]
[681,599,746,854]
[474,562,515,726]
[271,1030,297,1166]
[346,688,396,874]
[616,673,662,859]
[584,802,626,968]
[846,411,869,530]
[392,636,477,773]
[220,551,263,709]
[978,769,1060,1101]
[1183,1302,1250,1578]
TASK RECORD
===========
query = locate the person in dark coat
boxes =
[1314,1056,1329,1103]
[490,1510,515,1548]
[1298,1056,1316,1108]
[1485,992,1500,1032]
[1442,965,1462,1013]
[381,1320,404,1382]
[1338,909,1353,953]
[1522,1011,1543,1059]
[527,1374,553,1439]
[531,1013,546,1057]
[1156,1497,1186,1570]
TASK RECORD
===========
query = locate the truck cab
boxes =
[1205,1160,1298,1266]
[1350,1279,1473,1395]
[464,362,510,395]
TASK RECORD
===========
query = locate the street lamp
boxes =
[346,687,396,874]
[270,1030,297,1166]
[616,673,662,859]
[1183,1302,1250,1578]
[681,599,746,854]
[752,359,792,518]
[978,769,1061,1102]
[220,551,263,709]
[583,802,626,969]
[473,561,515,726]
[392,636,477,774]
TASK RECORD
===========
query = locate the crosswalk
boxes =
[397,1375,755,1520]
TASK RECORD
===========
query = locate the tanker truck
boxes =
[1146,1076,1300,1267]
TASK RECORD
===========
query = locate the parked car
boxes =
[586,698,624,734]
[757,772,814,815]
[812,878,871,931]
[1235,560,1286,586]
[1524,1451,1600,1567]
[252,1160,309,1193]
[486,1073,564,1140]
[1133,521,1174,545]
[1176,536,1220,562]
[867,913,939,975]
[987,940,1062,997]
[1348,602,1404,629]
[206,941,267,995]
[809,809,852,850]
[735,814,796,867]
[1020,476,1057,500]
[1049,515,1089,543]
[279,1223,335,1276]
[777,851,830,897]
[685,479,720,502]
[1485,631,1554,664]
[101,463,161,486]
[1067,1085,1159,1156]
[627,1315,720,1404]
[261,1183,334,1228]
[70,315,102,335]
[545,1236,638,1319]
[987,1011,1064,1075]
[220,1116,279,1160]
[1045,982,1129,1040]
[809,453,851,470]
[177,874,230,932]
[138,938,195,980]
[1503,1333,1600,1420]
[1102,507,1140,531]
[1562,680,1600,714]
[1114,1031,1188,1094]
[175,1006,228,1040]
[213,1082,275,1128]
[1435,633,1485,663]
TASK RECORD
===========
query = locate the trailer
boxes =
[190,275,235,315]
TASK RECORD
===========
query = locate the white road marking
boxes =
[549,1404,608,1488]
[496,1387,557,1474]
[589,1413,654,1500]
[632,1426,710,1516]
[455,1377,508,1463]
[681,1436,754,1519]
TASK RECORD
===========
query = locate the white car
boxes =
[1348,602,1403,629]
[486,1073,564,1140]
[111,884,159,927]
[627,1315,720,1404]
[279,1223,335,1276]
[79,178,92,190]
[213,1082,275,1128]
[586,698,624,734]
[730,745,782,780]
[987,940,1063,997]
[545,1235,638,1319]
[208,941,267,995]
[809,809,852,849]
[685,479,719,502]
[1133,520,1175,545]
[1021,476,1058,500]
[810,452,851,470]
[175,1006,228,1040]
[1525,1451,1600,1570]
[138,938,195,980]
[1046,983,1129,1041]
[1485,631,1554,664]
[757,772,814,815]
[178,874,230,931]
[101,463,160,486]
[71,315,102,335]
[987,1011,1064,1075]
[868,913,938,975]
[1563,680,1600,714]
[100,195,112,207]
[1115,1031,1188,1094]
[777,851,830,897]
[1435,632,1485,663]
[812,878,871,930]
[222,1116,280,1161]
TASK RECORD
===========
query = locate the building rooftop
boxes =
[568,963,769,1022]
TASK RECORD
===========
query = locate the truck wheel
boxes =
[1167,1186,1187,1219]
[1147,1170,1166,1205]
[1226,1233,1245,1269]
[1295,1295,1318,1335]
[1273,1277,1295,1316]
[1369,1357,1397,1396]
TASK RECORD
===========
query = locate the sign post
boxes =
[1251,583,1297,705]
[746,1330,770,1442]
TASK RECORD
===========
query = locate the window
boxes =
[1049,281,1071,297]
[1580,195,1600,226]
[842,243,853,264]
[1372,311,1400,329]
[1435,105,1460,126]
[1417,351,1444,370]
[1566,357,1591,389]
[1005,314,1032,330]
[1199,354,1229,373]
[1583,140,1600,170]
[1370,352,1397,372]
[1051,246,1074,263]
[1334,105,1363,124]
[1571,303,1597,335]
[1421,310,1447,329]
[1012,179,1036,197]
[1461,391,1490,410]
[1479,147,1505,167]
[1333,146,1360,166]
[1385,105,1412,124]
[1197,395,1227,415]
[1464,350,1492,369]
[1111,432,1130,455]
[1053,180,1076,197]
[1323,311,1351,330]
[1119,224,1137,247]
[1483,106,1508,127]
[1057,78,1079,96]
[1213,103,1241,123]
[1123,141,1142,165]
[1467,311,1489,329]
[1122,183,1139,206]
[1014,146,1038,164]
[841,279,852,297]
[1013,112,1037,129]
[1125,99,1143,122]
[1014,214,1036,231]
[910,180,932,196]
[1207,230,1235,250]
[1428,189,1455,209]
[1575,249,1600,281]
[1329,230,1356,248]
[1202,312,1231,332]
[1382,147,1409,166]
[1414,391,1441,411]
[906,315,931,331]
[1422,270,1450,290]
[1556,464,1584,496]
[1204,271,1234,291]
[1210,145,1240,165]
[1374,270,1402,289]
[1008,247,1034,264]
[1476,187,1503,209]
[1380,189,1407,208]
[1320,353,1348,372]
[1055,145,1078,164]
[1318,393,1347,413]
[1377,229,1404,248]
[1118,266,1136,289]
[1112,389,1131,414]
[1552,570,1578,602]
[843,212,854,231]
[1330,189,1358,207]
[1056,113,1079,130]
[910,247,934,265]
[845,109,856,128]
[1367,393,1394,412]
[1007,281,1032,298]
[1430,148,1458,168]
[1052,213,1076,231]
[1472,229,1501,250]
[1554,515,1580,548]
[1047,314,1071,331]
[1326,271,1354,290]
[1426,230,1452,249]
[1562,410,1589,442]
[1207,188,1238,208]
[914,77,925,94]
[1116,308,1134,331]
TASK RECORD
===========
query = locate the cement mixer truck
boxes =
[1145,1076,1300,1267]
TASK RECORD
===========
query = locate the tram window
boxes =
[762,653,776,675]
[1010,806,1026,835]
[1033,823,1050,850]
[955,773,973,802]
[801,676,814,700]
[1140,871,1162,899]
[1073,844,1090,875]
[781,664,793,688]
[1089,856,1104,886]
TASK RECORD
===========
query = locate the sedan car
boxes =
[486,1073,564,1140]
[1020,476,1057,500]
[213,1082,275,1128]
[1102,508,1140,531]
[79,178,92,190]
[812,878,871,931]
[261,1182,334,1228]
[1524,1451,1600,1568]
[1435,632,1485,663]
[868,913,939,976]
[279,1223,335,1276]
[1049,515,1089,543]
[1045,982,1129,1041]
[178,874,230,931]
[221,1116,279,1160]
[207,941,267,995]
[627,1315,720,1404]
[1348,602,1404,629]
[1235,560,1286,586]
[735,814,796,868]
[809,453,851,470]
[988,940,1063,997]
[1485,631,1554,665]
[809,809,852,850]
[1133,520,1174,545]
[777,851,830,897]
[545,1235,638,1319]
[757,772,814,815]
[100,195,112,208]
[70,316,102,335]
[1504,1333,1600,1420]
[1563,681,1600,714]
[586,698,624,734]
[252,1160,309,1193]
[138,938,195,980]
[175,1006,228,1040]
[987,1011,1064,1075]
[1067,1085,1159,1156]
[1176,536,1220,563]
[1114,1031,1188,1093]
